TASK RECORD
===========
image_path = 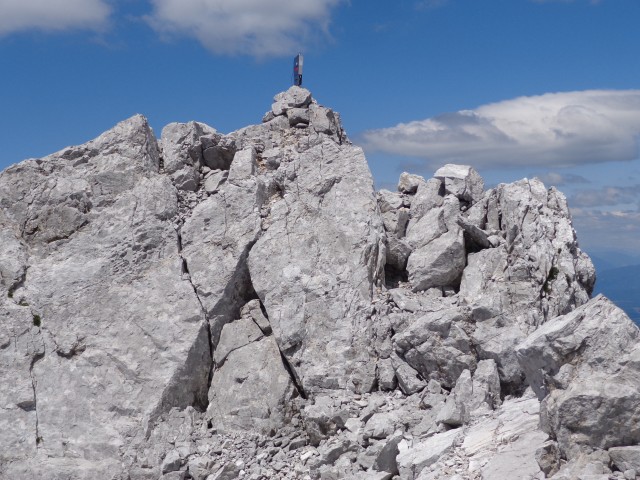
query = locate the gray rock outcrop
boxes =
[0,86,637,480]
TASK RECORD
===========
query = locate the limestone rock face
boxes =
[0,115,209,477]
[0,88,637,480]
[516,295,640,458]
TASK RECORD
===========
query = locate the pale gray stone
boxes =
[363,412,401,440]
[407,228,466,291]
[372,434,402,474]
[248,140,385,394]
[162,450,182,473]
[393,308,476,389]
[392,354,427,395]
[377,357,397,391]
[436,369,472,427]
[287,108,310,127]
[201,135,236,171]
[516,295,640,458]
[271,86,312,116]
[310,105,339,135]
[433,164,484,204]
[536,441,562,477]
[228,147,257,183]
[398,172,425,194]
[161,121,216,175]
[609,446,640,473]
[470,359,501,413]
[409,177,443,221]
[397,429,459,480]
[203,170,227,194]
[462,394,547,480]
[0,115,209,477]
[207,317,293,434]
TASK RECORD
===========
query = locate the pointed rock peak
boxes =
[272,86,313,112]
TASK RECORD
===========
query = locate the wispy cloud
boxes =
[572,208,640,253]
[360,90,640,170]
[534,172,589,186]
[0,0,111,36]
[145,0,343,57]
[569,185,640,208]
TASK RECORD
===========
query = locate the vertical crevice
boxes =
[29,351,45,447]
[176,229,215,405]
[255,301,307,400]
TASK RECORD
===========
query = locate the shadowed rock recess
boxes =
[0,87,637,480]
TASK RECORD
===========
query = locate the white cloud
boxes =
[361,90,640,169]
[146,0,343,57]
[0,0,111,36]
[571,208,640,254]
[569,185,640,208]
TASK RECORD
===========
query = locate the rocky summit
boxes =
[0,86,638,480]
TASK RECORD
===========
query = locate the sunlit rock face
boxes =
[1,87,636,480]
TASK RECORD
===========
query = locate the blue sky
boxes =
[1,0,639,258]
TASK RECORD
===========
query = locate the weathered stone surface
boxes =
[516,295,640,458]
[310,105,339,135]
[287,107,310,127]
[271,86,312,116]
[433,164,484,203]
[393,308,476,389]
[0,115,209,478]
[203,169,227,194]
[470,359,501,413]
[458,178,595,387]
[437,369,473,426]
[248,139,385,394]
[0,87,632,480]
[398,172,425,194]
[161,121,216,191]
[462,393,548,480]
[407,228,466,291]
[207,311,293,434]
[397,429,460,479]
[609,446,640,473]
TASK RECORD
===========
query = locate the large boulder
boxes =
[248,138,386,394]
[516,295,640,458]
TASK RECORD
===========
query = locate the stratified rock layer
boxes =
[0,87,637,480]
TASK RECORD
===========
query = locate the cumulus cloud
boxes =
[361,90,640,169]
[0,0,111,36]
[146,0,343,57]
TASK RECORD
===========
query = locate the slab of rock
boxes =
[397,429,460,480]
[393,308,476,389]
[462,393,548,480]
[609,446,640,473]
[161,121,216,191]
[433,164,484,204]
[248,139,385,394]
[207,321,294,434]
[516,295,640,458]
[407,228,466,291]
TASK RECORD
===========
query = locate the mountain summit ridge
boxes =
[1,87,638,480]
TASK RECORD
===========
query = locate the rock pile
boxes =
[0,86,638,480]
